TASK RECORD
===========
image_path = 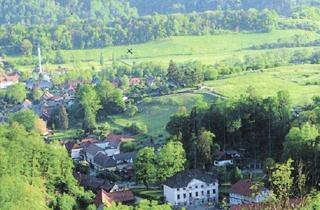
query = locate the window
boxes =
[201,185,204,188]
[177,188,180,191]
[207,190,210,195]
[177,194,180,200]
[183,194,186,199]
[195,185,198,189]
[212,189,216,194]
[196,192,198,197]
[201,191,204,195]
[183,187,186,190]
[189,193,192,198]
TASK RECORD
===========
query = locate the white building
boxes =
[229,180,270,206]
[0,73,19,89]
[163,170,219,207]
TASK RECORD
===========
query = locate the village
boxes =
[0,50,284,210]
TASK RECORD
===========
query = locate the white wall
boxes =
[164,179,218,206]
[71,148,82,159]
[230,190,270,205]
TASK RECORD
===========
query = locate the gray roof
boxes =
[164,169,217,188]
[114,152,135,161]
[85,144,103,156]
[94,153,117,169]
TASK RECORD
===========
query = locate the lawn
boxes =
[205,64,320,105]
[109,92,216,140]
[132,188,163,201]
[7,29,320,72]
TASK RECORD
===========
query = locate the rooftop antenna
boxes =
[37,42,42,74]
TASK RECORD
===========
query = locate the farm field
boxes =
[205,64,320,105]
[7,29,320,72]
[109,92,216,139]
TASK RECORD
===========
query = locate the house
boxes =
[163,170,219,207]
[0,72,19,88]
[84,144,105,164]
[229,180,270,206]
[93,153,117,172]
[102,133,132,156]
[95,189,135,209]
[114,152,135,171]
[214,151,234,167]
[129,77,141,86]
[77,174,119,193]
[64,138,98,160]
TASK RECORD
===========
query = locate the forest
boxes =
[3,0,320,55]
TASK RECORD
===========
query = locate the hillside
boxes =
[205,64,320,105]
[7,29,320,71]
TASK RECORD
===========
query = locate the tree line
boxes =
[0,9,277,55]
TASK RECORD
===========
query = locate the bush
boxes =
[125,122,148,135]
[121,141,136,152]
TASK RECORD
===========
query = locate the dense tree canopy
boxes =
[0,123,93,209]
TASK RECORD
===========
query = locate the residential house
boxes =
[84,144,105,164]
[102,133,132,156]
[95,189,135,209]
[93,153,117,172]
[65,138,98,160]
[129,77,141,86]
[114,152,135,171]
[76,174,119,193]
[229,180,270,206]
[214,151,234,167]
[0,72,19,88]
[163,170,219,207]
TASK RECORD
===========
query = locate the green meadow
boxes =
[109,92,215,139]
[205,64,320,105]
[7,29,320,72]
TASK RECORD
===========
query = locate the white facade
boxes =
[0,81,17,89]
[96,142,120,157]
[71,148,82,160]
[214,159,233,167]
[229,189,270,205]
[164,179,218,206]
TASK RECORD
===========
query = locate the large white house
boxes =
[229,180,270,206]
[163,170,219,207]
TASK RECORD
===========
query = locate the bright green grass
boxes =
[205,64,320,105]
[7,29,320,71]
[109,93,215,139]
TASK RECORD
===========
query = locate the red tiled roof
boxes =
[106,134,131,142]
[95,189,134,207]
[231,180,262,197]
[0,73,19,83]
[81,138,98,143]
[130,77,141,86]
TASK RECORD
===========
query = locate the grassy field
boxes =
[109,92,215,140]
[205,64,320,105]
[7,29,320,72]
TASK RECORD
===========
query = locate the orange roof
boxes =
[231,180,263,197]
[81,137,97,143]
[0,73,19,83]
[130,77,141,86]
[95,189,134,207]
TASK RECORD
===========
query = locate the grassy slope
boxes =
[7,29,320,71]
[109,93,215,139]
[205,64,320,105]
